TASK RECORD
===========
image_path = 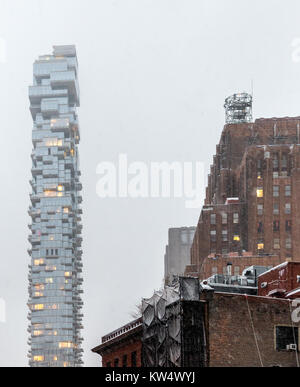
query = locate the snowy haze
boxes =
[0,0,300,367]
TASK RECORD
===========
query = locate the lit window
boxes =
[34,292,43,297]
[257,243,264,250]
[57,185,63,192]
[65,272,72,278]
[34,330,43,336]
[34,259,45,266]
[233,235,240,242]
[53,356,58,361]
[59,342,74,349]
[34,304,44,310]
[33,356,44,362]
[49,235,54,241]
[63,207,69,214]
[46,278,53,284]
[257,189,264,198]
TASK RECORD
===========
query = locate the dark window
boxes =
[273,221,280,232]
[114,358,119,367]
[276,326,298,351]
[55,249,58,255]
[286,220,292,232]
[131,351,137,367]
[122,354,128,368]
[106,362,111,368]
[258,222,264,233]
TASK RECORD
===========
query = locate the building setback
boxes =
[185,94,300,280]
[164,227,195,285]
[27,45,83,367]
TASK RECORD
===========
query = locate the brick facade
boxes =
[92,318,142,368]
[207,293,299,367]
[186,117,300,279]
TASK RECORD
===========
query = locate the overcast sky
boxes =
[0,0,300,367]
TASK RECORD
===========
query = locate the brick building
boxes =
[142,275,300,368]
[92,318,142,367]
[185,98,300,279]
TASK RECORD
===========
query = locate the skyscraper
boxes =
[28,46,83,367]
[185,94,300,280]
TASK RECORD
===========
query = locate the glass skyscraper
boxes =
[28,45,83,367]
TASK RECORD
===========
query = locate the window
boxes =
[282,155,288,169]
[210,214,216,225]
[212,267,218,275]
[233,235,240,242]
[257,204,264,216]
[34,304,44,310]
[286,238,292,249]
[33,356,44,362]
[285,203,291,215]
[275,326,298,351]
[210,230,216,242]
[273,221,280,232]
[273,154,279,169]
[257,189,264,198]
[131,351,137,367]
[273,186,279,197]
[285,185,291,197]
[234,266,240,276]
[273,172,279,179]
[273,203,279,215]
[114,358,119,367]
[222,213,228,225]
[106,362,112,368]
[222,230,228,242]
[286,220,292,232]
[122,355,128,368]
[233,213,239,224]
[274,238,280,249]
[257,243,264,251]
[258,222,264,233]
[222,248,228,255]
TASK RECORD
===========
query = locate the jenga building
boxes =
[185,93,300,280]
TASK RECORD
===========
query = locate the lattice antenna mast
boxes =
[224,93,253,124]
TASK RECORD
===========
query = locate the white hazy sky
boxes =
[0,0,300,367]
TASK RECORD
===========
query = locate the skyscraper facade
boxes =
[185,94,300,280]
[28,45,83,367]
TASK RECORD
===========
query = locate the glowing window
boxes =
[34,259,45,266]
[53,356,58,361]
[65,272,72,278]
[34,304,44,310]
[257,189,264,198]
[46,278,53,284]
[57,185,63,192]
[257,243,264,250]
[233,235,240,242]
[33,330,43,336]
[33,356,44,362]
[59,342,73,349]
[63,207,69,214]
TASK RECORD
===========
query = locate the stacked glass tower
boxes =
[28,45,83,367]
